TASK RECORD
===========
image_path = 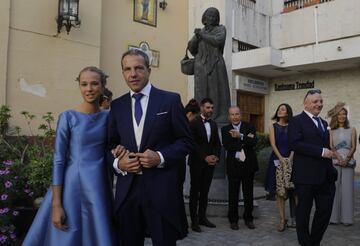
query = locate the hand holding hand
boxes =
[111,145,127,159]
[247,133,255,138]
[136,149,161,168]
[229,129,241,138]
[118,151,141,173]
[205,155,218,166]
[194,28,201,35]
[323,148,334,159]
[52,205,68,231]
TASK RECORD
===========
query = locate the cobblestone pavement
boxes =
[145,176,360,246]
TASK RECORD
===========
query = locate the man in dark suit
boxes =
[188,98,221,232]
[221,106,258,230]
[108,49,193,246]
[289,89,337,246]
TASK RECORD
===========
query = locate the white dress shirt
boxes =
[200,114,211,142]
[232,122,246,162]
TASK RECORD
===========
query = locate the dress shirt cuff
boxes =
[157,151,165,168]
[321,148,325,157]
[113,158,127,176]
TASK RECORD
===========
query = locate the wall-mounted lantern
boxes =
[56,0,81,34]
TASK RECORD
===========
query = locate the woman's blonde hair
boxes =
[327,102,349,129]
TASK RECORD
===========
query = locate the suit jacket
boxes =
[188,116,221,166]
[221,122,259,177]
[288,111,337,185]
[107,86,193,231]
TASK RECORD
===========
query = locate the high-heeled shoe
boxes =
[277,219,288,232]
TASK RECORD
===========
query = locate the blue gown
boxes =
[264,123,290,194]
[23,110,115,246]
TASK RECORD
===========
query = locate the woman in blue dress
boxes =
[265,103,296,231]
[23,67,118,245]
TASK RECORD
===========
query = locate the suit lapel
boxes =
[139,87,160,152]
[301,111,323,139]
[239,121,246,134]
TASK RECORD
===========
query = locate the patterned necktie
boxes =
[132,93,144,125]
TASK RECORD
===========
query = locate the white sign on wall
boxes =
[234,75,269,94]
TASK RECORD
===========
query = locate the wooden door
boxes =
[237,91,264,132]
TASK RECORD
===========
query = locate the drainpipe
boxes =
[314,6,319,45]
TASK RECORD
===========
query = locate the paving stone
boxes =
[144,176,360,245]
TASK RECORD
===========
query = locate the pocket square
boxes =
[156,111,168,115]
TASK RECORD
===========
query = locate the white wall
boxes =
[271,0,360,49]
[232,0,271,48]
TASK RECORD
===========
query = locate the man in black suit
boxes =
[188,98,221,232]
[289,89,337,246]
[221,106,258,230]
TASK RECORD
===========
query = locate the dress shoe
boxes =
[191,223,202,232]
[230,222,239,230]
[245,221,255,229]
[199,218,216,228]
[288,218,296,228]
[265,193,276,201]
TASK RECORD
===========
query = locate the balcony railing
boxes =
[236,0,256,9]
[232,38,259,53]
[283,0,334,13]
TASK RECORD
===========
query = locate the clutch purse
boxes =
[180,48,194,75]
[346,158,356,168]
[332,156,356,168]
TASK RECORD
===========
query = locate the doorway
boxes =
[237,91,265,132]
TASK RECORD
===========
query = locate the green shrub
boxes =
[0,105,55,242]
[255,132,270,153]
[255,147,272,185]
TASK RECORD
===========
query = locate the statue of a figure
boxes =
[188,7,230,123]
[141,0,149,20]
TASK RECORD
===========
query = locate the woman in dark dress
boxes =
[265,103,296,231]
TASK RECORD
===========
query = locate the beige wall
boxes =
[100,0,188,103]
[0,0,10,105]
[5,0,102,133]
[267,68,360,171]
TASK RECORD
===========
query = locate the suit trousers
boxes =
[189,163,215,221]
[295,182,335,246]
[116,175,177,246]
[228,171,254,223]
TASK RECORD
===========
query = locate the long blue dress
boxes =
[264,123,290,194]
[23,110,115,246]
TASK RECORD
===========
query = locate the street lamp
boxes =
[56,0,81,34]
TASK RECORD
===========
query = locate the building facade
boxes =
[229,0,360,170]
[1,0,359,171]
[0,0,188,133]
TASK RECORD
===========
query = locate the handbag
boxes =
[180,48,194,75]
[332,155,356,168]
[346,158,356,168]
